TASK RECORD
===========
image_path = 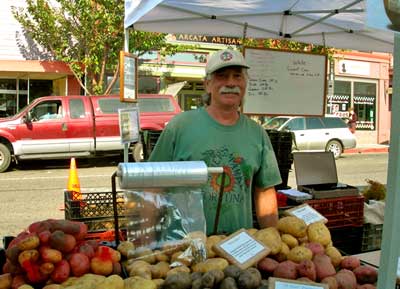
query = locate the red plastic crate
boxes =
[305,195,364,229]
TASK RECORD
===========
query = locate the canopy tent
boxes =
[124,0,394,52]
[124,1,400,288]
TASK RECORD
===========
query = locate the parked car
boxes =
[263,116,357,159]
[0,94,181,172]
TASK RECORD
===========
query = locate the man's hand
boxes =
[254,186,278,228]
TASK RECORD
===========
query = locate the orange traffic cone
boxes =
[67,158,81,200]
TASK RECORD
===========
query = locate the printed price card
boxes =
[285,204,327,225]
[213,229,270,269]
[269,277,328,289]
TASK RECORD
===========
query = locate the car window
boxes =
[138,98,174,112]
[305,117,324,129]
[31,100,62,121]
[284,118,305,130]
[321,117,348,128]
[97,98,132,113]
[264,117,289,129]
[69,99,85,119]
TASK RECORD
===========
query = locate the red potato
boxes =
[297,277,314,282]
[305,242,325,256]
[313,254,336,281]
[297,259,317,281]
[335,269,357,289]
[77,243,95,259]
[24,262,48,284]
[11,274,26,289]
[47,219,81,235]
[273,260,298,280]
[2,259,22,275]
[71,221,88,240]
[321,276,339,289]
[90,257,113,276]
[49,230,76,253]
[353,266,378,285]
[96,246,121,263]
[39,262,55,275]
[257,257,279,275]
[38,230,52,244]
[28,220,52,234]
[340,256,361,270]
[50,260,70,283]
[69,253,90,277]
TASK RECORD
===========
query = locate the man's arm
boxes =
[254,186,278,228]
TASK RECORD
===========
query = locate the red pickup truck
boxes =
[0,94,181,172]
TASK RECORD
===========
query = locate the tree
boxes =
[12,0,191,95]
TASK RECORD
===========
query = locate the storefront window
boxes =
[327,80,351,117]
[165,52,207,63]
[354,82,376,130]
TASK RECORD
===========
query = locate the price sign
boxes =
[213,229,270,269]
[269,277,328,289]
[119,51,138,102]
[285,204,327,225]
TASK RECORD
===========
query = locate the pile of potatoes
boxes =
[0,219,122,289]
[115,216,378,289]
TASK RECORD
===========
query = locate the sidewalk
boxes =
[344,144,389,154]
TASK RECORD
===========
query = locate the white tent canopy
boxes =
[125,0,394,53]
[124,1,400,289]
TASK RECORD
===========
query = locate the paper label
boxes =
[219,231,265,264]
[289,205,326,225]
[275,280,325,289]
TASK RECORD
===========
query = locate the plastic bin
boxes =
[64,190,130,232]
[305,195,364,229]
[361,223,383,252]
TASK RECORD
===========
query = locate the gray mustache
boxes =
[219,86,241,94]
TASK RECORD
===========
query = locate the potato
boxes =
[246,228,258,235]
[340,256,361,270]
[274,241,290,262]
[257,257,279,275]
[281,234,299,248]
[153,250,169,262]
[335,269,357,289]
[166,265,191,277]
[237,268,262,289]
[254,227,282,255]
[277,216,307,238]
[39,246,63,264]
[16,286,34,289]
[129,247,156,264]
[49,230,77,253]
[325,246,342,268]
[201,269,224,288]
[94,274,124,289]
[171,251,191,267]
[42,285,63,289]
[273,260,298,280]
[163,272,192,289]
[51,260,71,283]
[18,249,39,266]
[313,254,336,281]
[353,265,378,284]
[0,273,12,289]
[321,276,338,289]
[297,259,317,281]
[90,256,113,276]
[305,242,325,256]
[223,264,242,279]
[356,284,376,289]
[117,241,135,257]
[40,262,55,275]
[17,234,40,251]
[69,252,90,277]
[150,261,170,279]
[124,276,157,289]
[192,258,229,273]
[206,235,224,258]
[128,260,152,279]
[307,222,331,246]
[287,246,313,263]
[220,276,238,289]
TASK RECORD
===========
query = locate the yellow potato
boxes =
[307,222,331,246]
[277,216,307,238]
[325,246,343,267]
[287,246,313,263]
[124,276,157,289]
[191,258,229,273]
[94,274,124,289]
[281,234,299,248]
[254,227,282,255]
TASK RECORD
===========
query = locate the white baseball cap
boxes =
[205,49,250,74]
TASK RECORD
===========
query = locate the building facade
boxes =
[0,0,79,117]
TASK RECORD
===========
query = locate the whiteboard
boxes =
[243,48,327,116]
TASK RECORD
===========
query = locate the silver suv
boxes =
[264,116,357,159]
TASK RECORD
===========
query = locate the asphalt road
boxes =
[0,153,389,242]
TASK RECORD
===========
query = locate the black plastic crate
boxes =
[362,223,383,252]
[64,190,129,232]
[330,226,363,255]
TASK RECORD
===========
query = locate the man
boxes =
[149,49,282,235]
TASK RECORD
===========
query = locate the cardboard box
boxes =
[293,152,359,199]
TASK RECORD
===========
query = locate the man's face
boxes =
[205,66,247,108]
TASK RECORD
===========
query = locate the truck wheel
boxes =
[0,143,11,172]
[326,140,343,159]
[133,143,144,162]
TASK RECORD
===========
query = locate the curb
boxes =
[344,147,389,154]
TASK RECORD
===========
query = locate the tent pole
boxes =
[241,22,248,52]
[377,33,400,289]
[123,28,130,163]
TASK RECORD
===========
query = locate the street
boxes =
[0,153,389,241]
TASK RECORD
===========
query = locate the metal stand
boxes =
[111,171,120,246]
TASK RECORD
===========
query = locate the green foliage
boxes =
[12,0,190,95]
[362,179,386,202]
